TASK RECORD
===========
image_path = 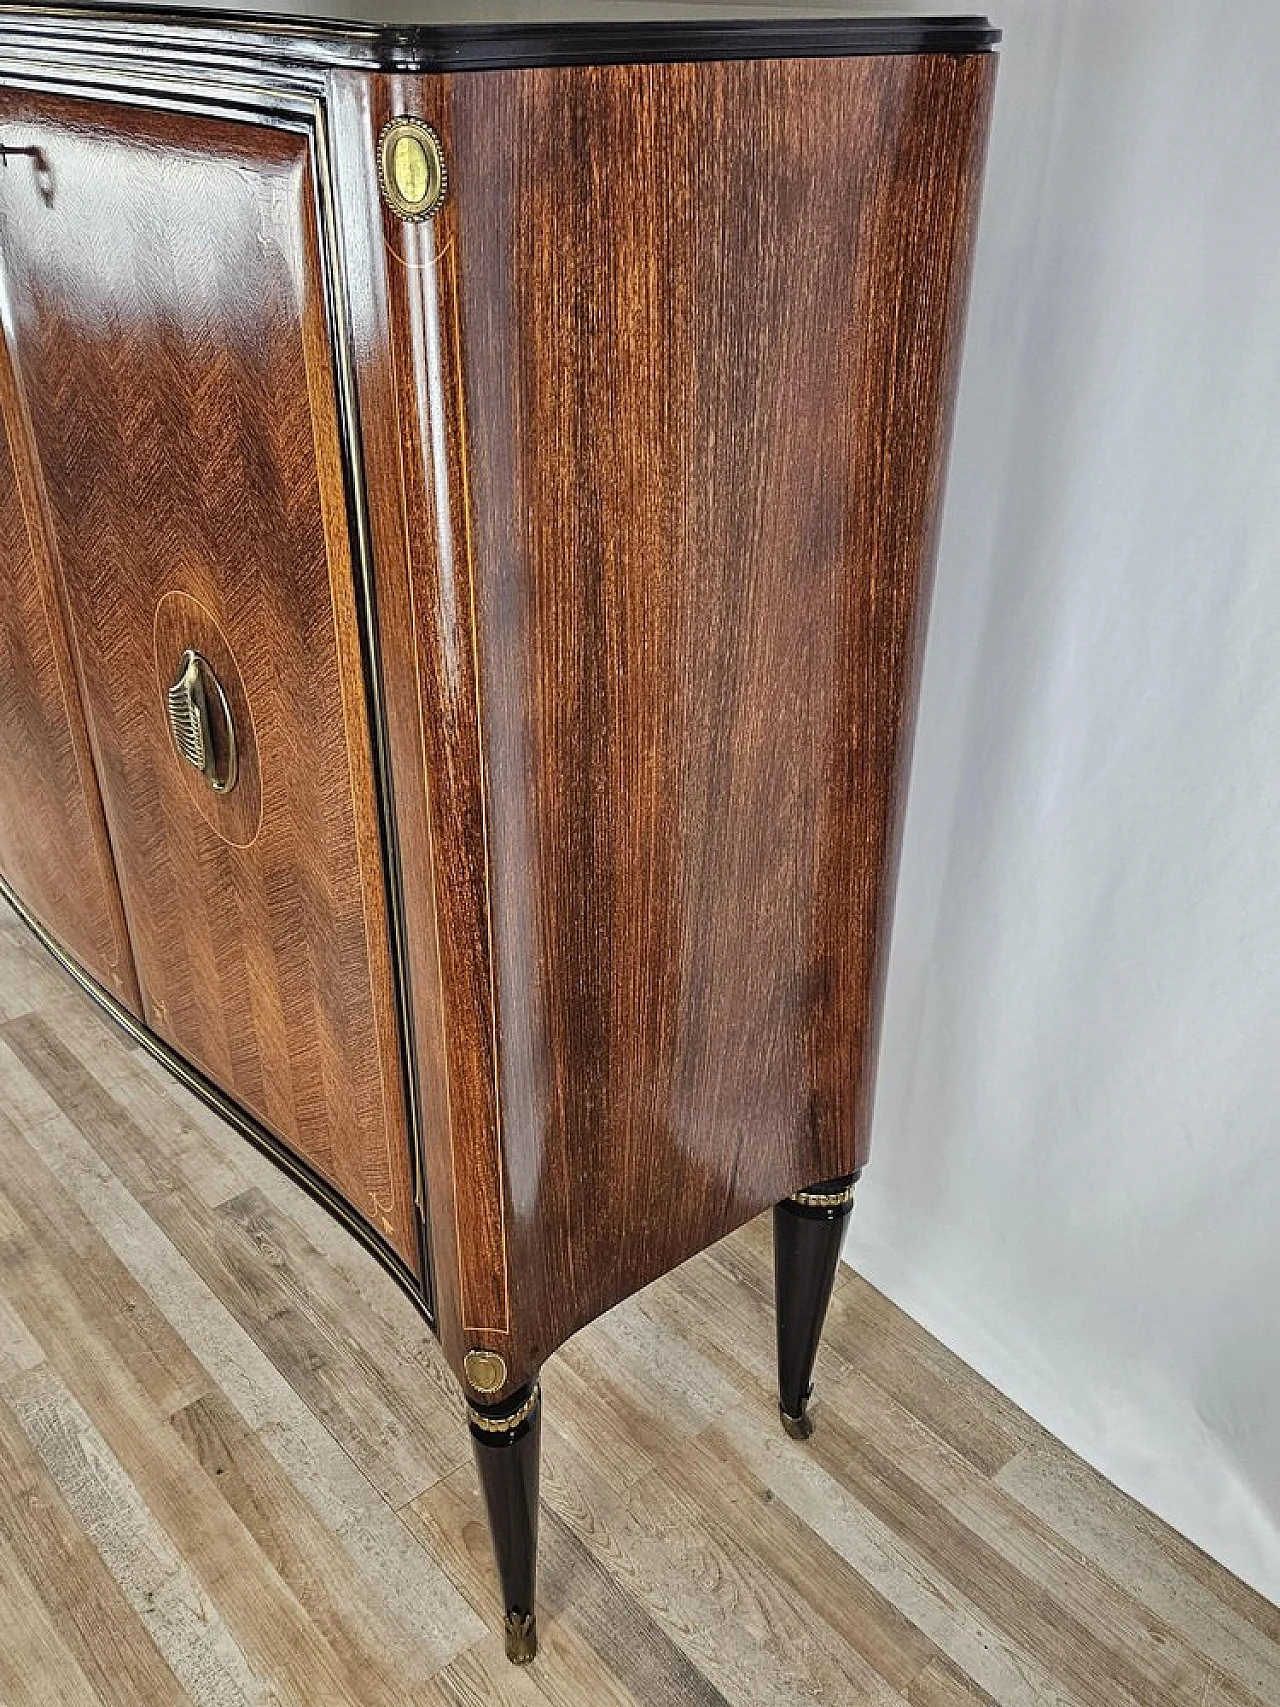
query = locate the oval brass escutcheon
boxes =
[377,116,447,221]
[463,1348,508,1395]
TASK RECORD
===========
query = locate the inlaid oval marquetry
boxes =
[0,88,423,1278]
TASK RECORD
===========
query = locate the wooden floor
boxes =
[0,906,1277,1707]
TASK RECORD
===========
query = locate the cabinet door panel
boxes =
[0,89,419,1272]
[0,338,138,1008]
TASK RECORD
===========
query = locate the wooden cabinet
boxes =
[0,0,997,1665]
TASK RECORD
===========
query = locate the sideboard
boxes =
[0,0,997,1664]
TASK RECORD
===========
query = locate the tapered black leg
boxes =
[469,1382,542,1663]
[773,1172,859,1438]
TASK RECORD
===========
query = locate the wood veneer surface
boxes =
[0,89,419,1271]
[0,338,139,1013]
[358,50,994,1383]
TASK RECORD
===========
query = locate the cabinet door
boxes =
[0,338,138,1008]
[0,89,420,1274]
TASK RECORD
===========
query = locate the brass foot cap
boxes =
[504,1611,537,1664]
[780,1403,815,1441]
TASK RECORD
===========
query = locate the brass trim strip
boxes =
[467,1383,541,1435]
[790,1182,857,1209]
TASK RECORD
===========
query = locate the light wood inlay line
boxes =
[0,906,1275,1707]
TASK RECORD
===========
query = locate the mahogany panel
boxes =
[0,333,138,1009]
[0,87,419,1272]
[349,51,994,1389]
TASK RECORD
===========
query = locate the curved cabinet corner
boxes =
[338,49,995,1391]
[0,34,994,1399]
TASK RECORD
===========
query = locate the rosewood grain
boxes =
[0,329,139,1012]
[346,51,995,1393]
[0,89,419,1272]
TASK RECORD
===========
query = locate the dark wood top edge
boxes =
[382,18,1002,72]
[0,8,999,73]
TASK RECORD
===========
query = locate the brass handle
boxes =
[166,648,238,794]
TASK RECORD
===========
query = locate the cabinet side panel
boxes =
[0,88,420,1273]
[366,52,994,1384]
[0,330,139,1009]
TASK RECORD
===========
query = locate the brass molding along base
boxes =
[0,877,435,1327]
[503,1611,537,1664]
[467,1383,541,1435]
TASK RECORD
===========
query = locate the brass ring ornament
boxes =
[467,1384,541,1435]
[377,116,447,221]
[789,1181,857,1209]
[167,648,238,795]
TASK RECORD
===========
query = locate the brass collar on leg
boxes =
[789,1181,857,1209]
[467,1383,541,1435]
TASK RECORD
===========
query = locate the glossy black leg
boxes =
[469,1382,542,1663]
[773,1172,859,1438]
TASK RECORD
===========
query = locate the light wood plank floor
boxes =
[0,904,1277,1707]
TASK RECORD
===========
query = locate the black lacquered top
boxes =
[0,3,999,70]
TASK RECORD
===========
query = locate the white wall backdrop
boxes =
[856,0,1280,1603]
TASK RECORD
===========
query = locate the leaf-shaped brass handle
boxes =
[166,648,238,794]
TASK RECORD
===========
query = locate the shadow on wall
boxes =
[860,0,1280,1602]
